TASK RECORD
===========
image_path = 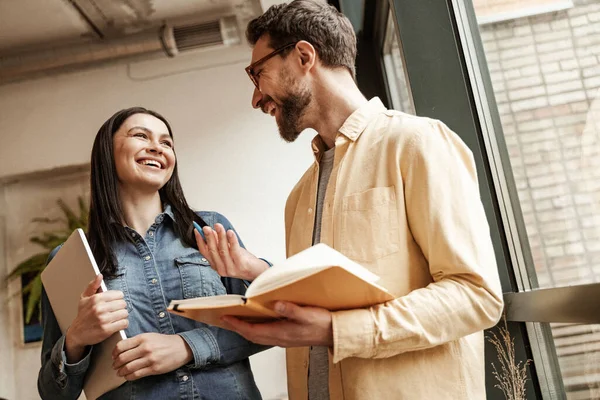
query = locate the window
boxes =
[382,10,415,115]
[476,2,600,396]
[474,0,574,25]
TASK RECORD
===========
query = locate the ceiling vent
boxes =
[0,16,241,85]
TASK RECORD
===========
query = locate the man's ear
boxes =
[295,40,317,72]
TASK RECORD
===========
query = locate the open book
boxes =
[168,244,395,329]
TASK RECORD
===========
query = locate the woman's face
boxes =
[112,113,176,192]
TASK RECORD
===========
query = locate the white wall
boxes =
[0,43,314,399]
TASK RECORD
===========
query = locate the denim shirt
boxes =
[38,208,268,400]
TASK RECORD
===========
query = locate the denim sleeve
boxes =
[180,212,271,369]
[38,246,93,400]
[178,326,269,369]
[38,287,94,399]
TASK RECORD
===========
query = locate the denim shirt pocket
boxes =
[104,267,134,313]
[175,253,227,299]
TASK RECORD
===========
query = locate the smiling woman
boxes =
[113,115,176,194]
[37,107,271,400]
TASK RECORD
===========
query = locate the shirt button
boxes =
[201,258,207,262]
[149,231,154,237]
[159,311,166,318]
[182,375,189,382]
[130,232,135,238]
[144,255,151,261]
[151,278,158,284]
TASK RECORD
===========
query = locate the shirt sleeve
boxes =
[38,289,93,399]
[331,120,504,363]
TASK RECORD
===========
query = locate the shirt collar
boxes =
[311,97,386,158]
[109,203,176,226]
[159,203,176,223]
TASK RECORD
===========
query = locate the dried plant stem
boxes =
[486,317,530,400]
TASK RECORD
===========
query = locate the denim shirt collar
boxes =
[161,203,176,223]
[108,203,176,226]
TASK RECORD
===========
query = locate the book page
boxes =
[246,244,380,297]
[169,294,245,308]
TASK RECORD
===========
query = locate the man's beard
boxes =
[276,84,311,143]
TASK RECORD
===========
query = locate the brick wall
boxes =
[480,0,600,288]
[479,1,600,397]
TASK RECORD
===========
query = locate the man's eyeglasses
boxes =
[245,42,297,91]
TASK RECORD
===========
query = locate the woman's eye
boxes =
[134,132,147,139]
[162,141,173,148]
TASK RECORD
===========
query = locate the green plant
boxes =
[7,197,88,324]
[487,316,531,400]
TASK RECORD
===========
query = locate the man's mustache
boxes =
[259,95,276,114]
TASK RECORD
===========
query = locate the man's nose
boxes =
[251,87,262,109]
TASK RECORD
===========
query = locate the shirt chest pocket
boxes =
[340,186,401,262]
[175,253,227,299]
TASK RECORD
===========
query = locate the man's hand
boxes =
[112,333,193,381]
[195,223,269,281]
[222,301,333,347]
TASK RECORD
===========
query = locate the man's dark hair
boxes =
[246,0,357,78]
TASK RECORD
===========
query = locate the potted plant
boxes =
[7,197,88,326]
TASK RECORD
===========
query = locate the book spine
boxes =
[243,297,280,318]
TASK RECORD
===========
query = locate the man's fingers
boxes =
[221,316,255,336]
[82,274,103,297]
[273,301,303,320]
[221,317,282,346]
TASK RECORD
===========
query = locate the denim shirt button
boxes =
[201,258,207,262]
[151,278,158,284]
[182,375,189,382]
[149,232,154,237]
[144,255,151,261]
[159,311,166,318]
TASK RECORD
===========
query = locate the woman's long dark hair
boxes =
[88,107,207,277]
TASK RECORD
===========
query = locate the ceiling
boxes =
[0,0,262,54]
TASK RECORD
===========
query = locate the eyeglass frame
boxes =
[245,42,297,91]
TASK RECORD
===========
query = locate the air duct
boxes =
[0,16,240,85]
